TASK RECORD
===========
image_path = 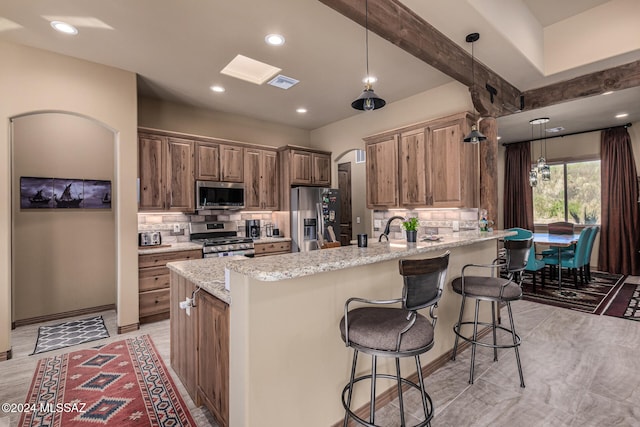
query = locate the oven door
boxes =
[203,249,255,258]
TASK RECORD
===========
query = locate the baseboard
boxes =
[139,312,170,325]
[331,327,492,427]
[117,323,140,334]
[13,304,116,327]
[0,348,12,361]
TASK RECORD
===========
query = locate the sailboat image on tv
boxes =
[54,183,83,208]
[29,189,51,206]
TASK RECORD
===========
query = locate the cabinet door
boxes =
[366,137,398,208]
[197,291,229,427]
[429,121,468,207]
[261,150,279,210]
[243,148,261,209]
[290,150,312,185]
[138,134,165,210]
[312,153,331,185]
[399,128,429,206]
[195,142,220,181]
[166,137,195,211]
[170,272,198,401]
[220,145,244,182]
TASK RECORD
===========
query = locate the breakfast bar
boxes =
[167,230,513,427]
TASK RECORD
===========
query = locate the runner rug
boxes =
[31,315,110,355]
[520,270,625,314]
[603,282,640,321]
[19,335,196,426]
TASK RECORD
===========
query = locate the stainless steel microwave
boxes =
[196,181,245,210]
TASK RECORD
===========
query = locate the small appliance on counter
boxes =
[246,219,261,240]
[139,231,162,247]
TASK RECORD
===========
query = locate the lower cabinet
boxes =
[253,240,292,256]
[138,249,201,324]
[197,291,229,427]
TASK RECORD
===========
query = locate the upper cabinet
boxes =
[364,112,478,209]
[244,148,279,211]
[195,142,243,182]
[279,146,332,210]
[138,132,194,211]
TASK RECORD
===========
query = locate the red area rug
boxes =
[19,335,196,426]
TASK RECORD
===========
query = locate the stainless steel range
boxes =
[190,221,255,258]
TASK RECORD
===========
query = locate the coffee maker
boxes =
[246,219,261,239]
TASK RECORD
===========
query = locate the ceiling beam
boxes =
[521,59,640,111]
[318,0,523,117]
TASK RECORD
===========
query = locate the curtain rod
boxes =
[501,122,633,146]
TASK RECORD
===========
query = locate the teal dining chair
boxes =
[524,244,546,292]
[580,226,599,283]
[504,228,533,240]
[542,227,591,287]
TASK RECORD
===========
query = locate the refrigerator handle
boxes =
[316,202,325,247]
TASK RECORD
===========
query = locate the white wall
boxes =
[0,41,138,355]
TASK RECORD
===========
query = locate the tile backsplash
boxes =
[372,209,480,241]
[138,210,280,244]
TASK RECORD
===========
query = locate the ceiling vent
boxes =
[267,74,299,90]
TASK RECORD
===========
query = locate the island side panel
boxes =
[229,240,497,427]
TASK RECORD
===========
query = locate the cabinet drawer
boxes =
[254,241,292,256]
[139,288,170,318]
[139,249,201,268]
[139,266,170,291]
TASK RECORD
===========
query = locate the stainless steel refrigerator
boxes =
[291,187,340,252]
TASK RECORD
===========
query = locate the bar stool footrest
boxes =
[453,321,522,349]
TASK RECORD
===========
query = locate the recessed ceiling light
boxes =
[50,20,78,35]
[616,113,629,118]
[363,76,377,84]
[296,108,307,114]
[529,117,550,125]
[265,34,285,46]
[546,126,564,133]
[602,91,614,95]
[210,85,225,93]
[496,136,501,140]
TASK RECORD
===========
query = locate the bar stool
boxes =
[451,239,531,388]
[339,252,450,427]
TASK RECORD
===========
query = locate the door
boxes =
[338,162,352,246]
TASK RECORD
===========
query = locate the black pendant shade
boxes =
[463,125,487,143]
[351,85,386,111]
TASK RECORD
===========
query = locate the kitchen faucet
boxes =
[378,216,406,242]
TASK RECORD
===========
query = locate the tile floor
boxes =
[2,278,640,426]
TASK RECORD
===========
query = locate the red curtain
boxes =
[503,142,534,231]
[599,126,640,275]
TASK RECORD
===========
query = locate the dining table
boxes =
[532,232,581,289]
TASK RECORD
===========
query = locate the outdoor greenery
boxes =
[533,160,601,225]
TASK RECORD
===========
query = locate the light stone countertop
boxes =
[138,241,202,255]
[166,230,515,305]
[227,230,513,282]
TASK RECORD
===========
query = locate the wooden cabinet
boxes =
[366,136,399,208]
[139,249,201,324]
[288,149,331,186]
[254,240,292,256]
[169,271,199,402]
[197,291,229,427]
[279,146,332,210]
[195,142,244,182]
[364,112,478,209]
[138,132,195,211]
[244,148,279,210]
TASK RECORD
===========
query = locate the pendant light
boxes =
[351,0,385,111]
[463,33,487,143]
[528,120,538,187]
[530,117,551,182]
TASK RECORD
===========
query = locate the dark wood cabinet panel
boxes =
[138,134,165,210]
[195,142,220,181]
[366,136,398,208]
[244,148,279,210]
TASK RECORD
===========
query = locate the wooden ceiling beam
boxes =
[521,59,640,111]
[318,0,523,117]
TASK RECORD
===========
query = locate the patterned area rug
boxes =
[32,316,110,355]
[19,335,196,426]
[603,282,640,321]
[520,270,625,314]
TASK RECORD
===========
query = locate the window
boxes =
[355,149,366,164]
[533,160,601,225]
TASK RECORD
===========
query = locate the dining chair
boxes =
[581,226,599,282]
[524,244,546,292]
[542,227,590,287]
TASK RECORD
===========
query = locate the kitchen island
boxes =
[167,230,513,427]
